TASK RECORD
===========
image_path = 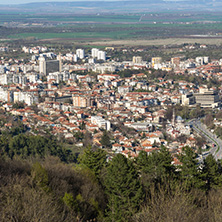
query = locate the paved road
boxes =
[189,120,222,160]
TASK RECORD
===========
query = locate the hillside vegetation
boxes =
[1,134,222,221]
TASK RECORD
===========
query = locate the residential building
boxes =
[76,49,85,59]
[91,116,111,131]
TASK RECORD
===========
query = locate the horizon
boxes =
[0,0,197,5]
[1,0,132,5]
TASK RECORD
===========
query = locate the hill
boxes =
[1,0,222,13]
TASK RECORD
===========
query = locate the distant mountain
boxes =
[1,0,222,13]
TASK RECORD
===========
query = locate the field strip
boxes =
[86,38,222,46]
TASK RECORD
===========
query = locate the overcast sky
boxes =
[1,0,128,4]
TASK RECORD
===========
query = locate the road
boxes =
[189,119,222,160]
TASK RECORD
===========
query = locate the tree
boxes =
[215,127,222,139]
[204,114,214,127]
[195,136,206,148]
[190,105,204,119]
[179,106,190,120]
[100,130,111,148]
[12,101,25,109]
[78,146,106,179]
[178,146,205,190]
[136,147,176,191]
[216,111,222,120]
[165,106,173,121]
[202,154,222,191]
[31,162,50,192]
[82,131,92,147]
[104,154,144,222]
[132,185,207,222]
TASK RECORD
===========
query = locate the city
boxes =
[1,1,222,222]
[1,45,222,161]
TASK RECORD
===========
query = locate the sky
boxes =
[1,0,128,4]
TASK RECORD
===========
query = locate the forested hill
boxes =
[2,145,222,221]
[1,0,222,13]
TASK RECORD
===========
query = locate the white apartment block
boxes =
[0,74,13,85]
[47,71,76,83]
[91,48,99,58]
[91,116,111,131]
[97,51,106,61]
[92,65,116,74]
[76,49,85,59]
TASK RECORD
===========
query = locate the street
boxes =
[189,119,222,160]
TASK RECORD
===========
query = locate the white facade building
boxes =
[91,48,99,58]
[91,116,111,131]
[76,49,85,59]
[98,51,106,61]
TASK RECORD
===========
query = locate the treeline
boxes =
[165,104,205,121]
[0,133,75,163]
[146,69,221,88]
[1,145,222,221]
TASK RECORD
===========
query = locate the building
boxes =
[45,60,60,75]
[39,55,45,74]
[57,53,62,72]
[91,116,111,131]
[0,74,13,85]
[181,93,196,106]
[97,51,106,61]
[39,56,60,75]
[72,94,94,108]
[91,48,106,61]
[73,54,78,62]
[76,49,85,59]
[171,57,180,67]
[133,56,142,64]
[47,71,76,84]
[91,48,99,58]
[151,57,162,69]
[194,90,220,108]
[93,65,116,74]
[195,56,209,65]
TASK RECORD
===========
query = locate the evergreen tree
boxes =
[136,147,176,190]
[104,154,143,222]
[101,130,111,148]
[31,162,50,192]
[78,146,106,178]
[202,154,222,191]
[178,146,205,190]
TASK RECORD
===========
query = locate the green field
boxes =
[8,30,133,40]
[2,12,222,42]
[7,22,222,41]
[2,12,222,24]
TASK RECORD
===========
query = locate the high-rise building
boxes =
[73,95,93,107]
[151,57,162,67]
[181,93,195,106]
[39,55,46,74]
[73,54,78,62]
[91,48,99,58]
[133,56,142,63]
[76,49,85,59]
[39,56,60,75]
[97,51,106,61]
[57,53,62,72]
[196,56,209,65]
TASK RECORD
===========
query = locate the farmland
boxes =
[2,12,222,45]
